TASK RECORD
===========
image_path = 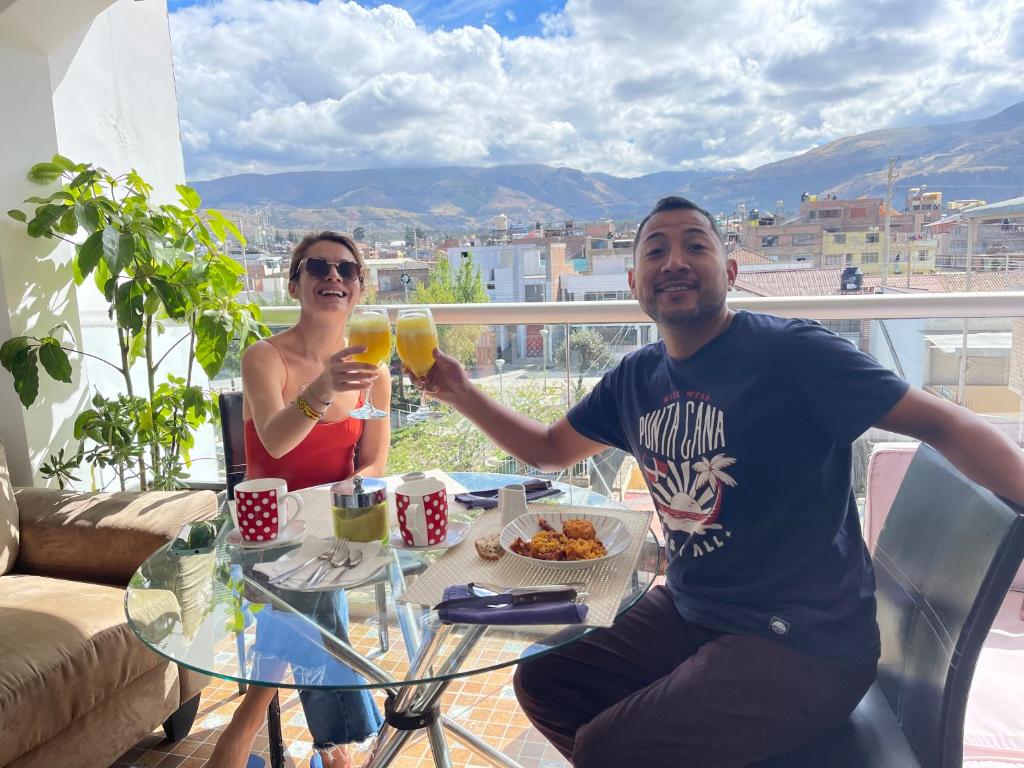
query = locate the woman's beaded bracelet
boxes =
[294,394,324,421]
[304,389,333,409]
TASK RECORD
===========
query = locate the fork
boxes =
[269,538,346,586]
[310,543,364,588]
[304,539,354,588]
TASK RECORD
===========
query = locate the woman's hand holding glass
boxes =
[396,308,442,422]
[347,306,392,420]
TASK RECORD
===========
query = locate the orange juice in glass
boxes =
[397,308,439,422]
[348,306,391,420]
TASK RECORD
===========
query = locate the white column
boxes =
[0,0,186,485]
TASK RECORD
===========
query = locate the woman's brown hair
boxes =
[288,231,366,287]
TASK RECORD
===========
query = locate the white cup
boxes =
[231,478,303,542]
[498,483,529,527]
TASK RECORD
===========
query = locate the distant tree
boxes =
[553,328,613,374]
[404,226,415,248]
[415,226,427,241]
[412,254,489,366]
[353,226,366,241]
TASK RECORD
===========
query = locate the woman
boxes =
[210,232,391,768]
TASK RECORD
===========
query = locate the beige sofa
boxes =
[0,446,217,768]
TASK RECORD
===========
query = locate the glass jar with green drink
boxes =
[331,475,389,543]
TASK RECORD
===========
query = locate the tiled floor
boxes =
[111,651,568,768]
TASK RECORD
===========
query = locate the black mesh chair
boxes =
[218,391,247,501]
[758,443,1024,768]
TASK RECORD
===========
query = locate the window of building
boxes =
[818,209,841,219]
[866,232,879,243]
[524,284,545,302]
[845,253,856,265]
[918,250,929,261]
[823,319,861,335]
[861,252,879,263]
[824,254,845,266]
[762,235,778,247]
[832,233,847,244]
[791,232,815,246]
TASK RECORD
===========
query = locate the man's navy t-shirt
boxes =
[567,310,909,657]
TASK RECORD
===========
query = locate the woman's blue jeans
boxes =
[249,582,383,749]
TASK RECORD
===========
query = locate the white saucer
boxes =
[226,519,306,549]
[389,520,469,552]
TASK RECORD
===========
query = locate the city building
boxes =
[362,257,430,301]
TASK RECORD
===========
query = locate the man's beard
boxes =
[645,288,726,327]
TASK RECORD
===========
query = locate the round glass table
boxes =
[126,472,660,768]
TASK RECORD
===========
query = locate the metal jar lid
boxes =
[331,475,387,509]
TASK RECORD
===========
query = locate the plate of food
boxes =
[499,511,629,568]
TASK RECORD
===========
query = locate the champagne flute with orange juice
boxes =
[396,307,440,423]
[348,306,392,420]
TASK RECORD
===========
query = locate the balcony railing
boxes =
[215,292,1023,509]
[78,292,1023,497]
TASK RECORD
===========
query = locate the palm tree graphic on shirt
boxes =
[647,452,737,535]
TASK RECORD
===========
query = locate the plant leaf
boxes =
[75,199,100,233]
[51,154,76,172]
[38,338,72,383]
[151,277,188,318]
[7,209,26,222]
[195,312,230,376]
[58,206,78,235]
[12,349,39,407]
[77,230,104,280]
[0,337,33,372]
[102,227,121,272]
[117,231,136,272]
[176,184,201,210]
[26,204,65,237]
[115,281,144,334]
[27,162,63,184]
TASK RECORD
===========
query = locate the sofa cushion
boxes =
[13,488,215,585]
[0,574,167,765]
[962,594,1024,764]
[0,445,18,576]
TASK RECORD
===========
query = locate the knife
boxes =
[434,587,577,611]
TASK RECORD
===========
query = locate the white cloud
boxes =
[170,0,1024,179]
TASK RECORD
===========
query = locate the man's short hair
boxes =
[632,196,724,259]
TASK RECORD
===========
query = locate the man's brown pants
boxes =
[513,586,877,767]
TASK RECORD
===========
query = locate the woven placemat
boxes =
[397,504,653,628]
[294,471,469,539]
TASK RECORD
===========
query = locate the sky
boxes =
[168,0,1024,181]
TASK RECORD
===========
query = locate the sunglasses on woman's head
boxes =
[296,257,362,282]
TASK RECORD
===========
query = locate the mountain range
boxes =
[191,100,1024,232]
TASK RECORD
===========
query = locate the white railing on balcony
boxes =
[258,292,1024,326]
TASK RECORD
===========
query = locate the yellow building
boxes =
[821,230,937,274]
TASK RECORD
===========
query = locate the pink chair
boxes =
[864,442,1024,765]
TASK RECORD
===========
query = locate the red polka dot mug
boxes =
[231,478,304,543]
[394,478,449,547]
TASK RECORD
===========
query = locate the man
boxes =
[414,196,1024,767]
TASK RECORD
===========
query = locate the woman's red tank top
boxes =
[241,340,365,491]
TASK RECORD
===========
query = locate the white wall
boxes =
[0,0,194,486]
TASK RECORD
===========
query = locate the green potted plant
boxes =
[3,155,269,490]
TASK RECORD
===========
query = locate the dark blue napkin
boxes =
[436,585,587,625]
[454,481,563,510]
